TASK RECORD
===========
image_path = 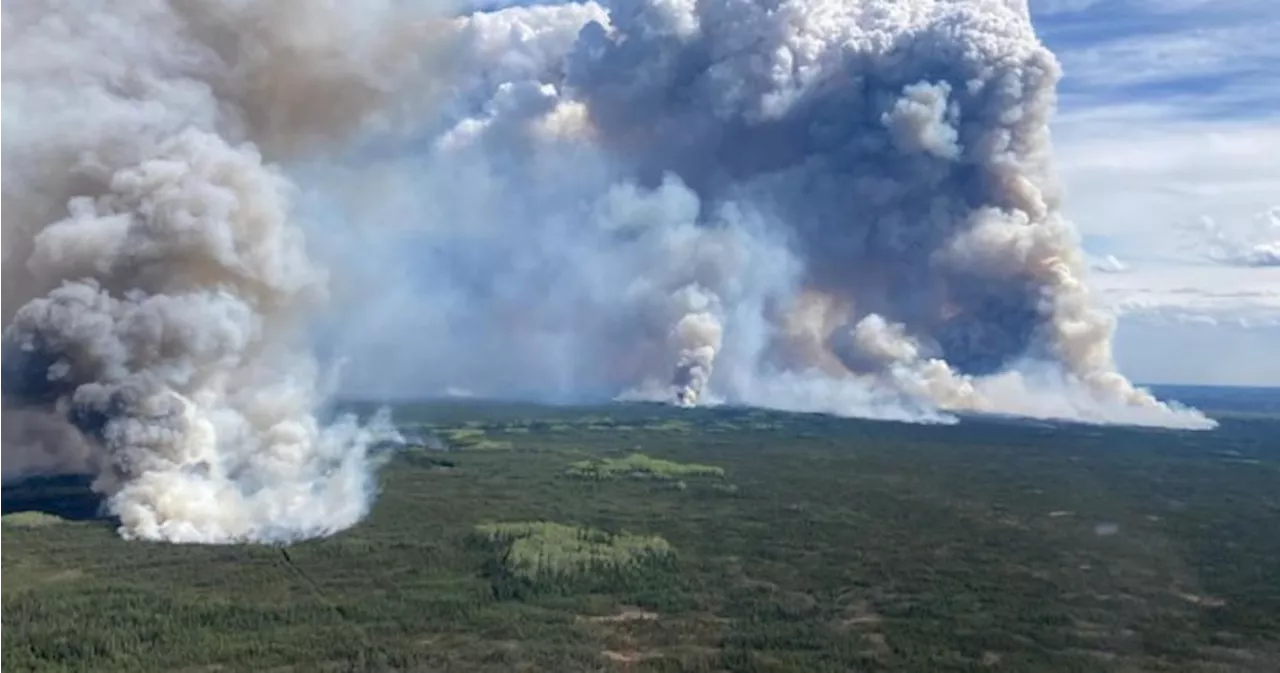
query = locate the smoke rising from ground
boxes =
[324,0,1213,428]
[0,0,457,542]
[2,0,1215,542]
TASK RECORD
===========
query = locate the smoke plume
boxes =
[321,0,1212,429]
[0,0,458,542]
[3,0,1216,543]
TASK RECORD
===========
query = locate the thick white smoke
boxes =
[321,0,1213,428]
[0,0,456,542]
[3,0,1217,545]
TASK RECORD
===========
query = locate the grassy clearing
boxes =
[565,453,725,482]
[439,427,514,451]
[473,521,673,584]
[2,511,69,528]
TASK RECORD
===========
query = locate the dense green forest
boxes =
[4,398,1279,672]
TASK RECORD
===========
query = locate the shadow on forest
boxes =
[2,474,106,521]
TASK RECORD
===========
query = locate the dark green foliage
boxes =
[4,399,1279,672]
[397,449,456,471]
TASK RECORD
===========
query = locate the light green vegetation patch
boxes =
[565,452,725,481]
[473,521,673,581]
[1,511,68,528]
[7,398,1278,672]
[439,427,514,451]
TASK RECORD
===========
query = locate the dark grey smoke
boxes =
[318,0,1212,428]
[2,0,1215,548]
[1,408,99,485]
[563,0,1077,379]
[0,0,457,542]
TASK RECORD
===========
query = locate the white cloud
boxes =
[1088,254,1128,273]
[1057,23,1274,91]
[1089,264,1280,326]
[1032,0,1280,384]
[1053,113,1280,259]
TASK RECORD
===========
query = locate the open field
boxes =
[4,391,1279,672]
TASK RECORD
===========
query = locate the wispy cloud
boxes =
[1178,208,1280,267]
[1031,0,1280,384]
[1032,0,1280,117]
[1052,115,1279,259]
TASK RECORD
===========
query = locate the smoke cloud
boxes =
[3,0,1217,543]
[321,0,1213,429]
[0,407,100,482]
[0,0,459,542]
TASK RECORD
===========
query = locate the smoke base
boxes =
[321,0,1213,430]
[0,0,449,543]
[2,0,1217,544]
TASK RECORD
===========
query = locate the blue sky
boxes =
[1028,0,1280,385]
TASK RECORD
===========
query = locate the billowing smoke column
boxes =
[552,0,1164,419]
[0,0,451,542]
[335,0,1210,428]
[1,0,1215,547]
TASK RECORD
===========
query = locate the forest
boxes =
[4,393,1279,672]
